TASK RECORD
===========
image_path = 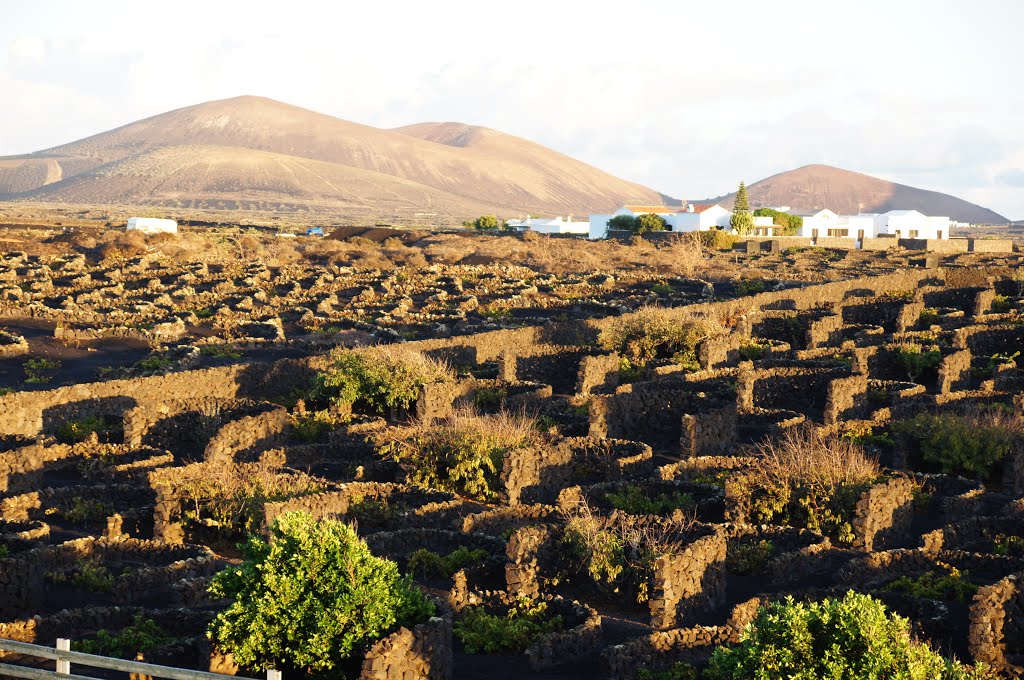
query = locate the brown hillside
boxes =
[0,96,664,222]
[707,164,1007,224]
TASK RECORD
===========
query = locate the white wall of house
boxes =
[127,217,177,234]
[507,216,590,235]
[670,204,732,232]
[799,210,874,239]
[872,210,951,239]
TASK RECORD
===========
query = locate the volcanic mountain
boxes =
[0,95,665,223]
[705,164,1007,224]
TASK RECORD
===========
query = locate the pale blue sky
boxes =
[2,0,1022,218]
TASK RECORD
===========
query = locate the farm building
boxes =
[126,217,178,234]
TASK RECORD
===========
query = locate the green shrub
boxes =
[208,512,434,675]
[47,560,115,593]
[891,411,1021,479]
[314,347,452,414]
[473,387,507,410]
[991,294,1012,313]
[726,539,775,575]
[136,355,175,373]
[61,496,115,524]
[993,534,1024,556]
[23,357,61,384]
[894,342,943,383]
[290,410,341,442]
[637,662,700,680]
[0,544,8,558]
[695,230,738,250]
[606,484,695,515]
[407,546,490,579]
[882,562,978,602]
[738,341,767,361]
[57,415,110,443]
[599,306,720,368]
[75,615,176,658]
[382,410,536,502]
[735,427,880,545]
[705,591,988,679]
[200,345,242,359]
[919,307,941,326]
[454,596,563,654]
[734,279,766,296]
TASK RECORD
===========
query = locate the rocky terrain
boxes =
[0,226,1022,679]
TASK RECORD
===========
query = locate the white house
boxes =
[798,210,875,240]
[127,217,178,234]
[671,204,734,232]
[507,215,590,236]
[871,210,950,240]
[798,209,950,241]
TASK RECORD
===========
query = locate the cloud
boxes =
[996,169,1024,187]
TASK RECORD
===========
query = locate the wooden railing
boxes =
[0,638,280,680]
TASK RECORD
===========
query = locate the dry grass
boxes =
[749,425,881,492]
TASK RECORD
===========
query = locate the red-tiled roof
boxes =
[689,204,719,214]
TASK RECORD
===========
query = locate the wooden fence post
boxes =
[56,638,70,675]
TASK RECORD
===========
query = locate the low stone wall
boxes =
[937,349,973,394]
[852,475,916,552]
[969,238,1014,253]
[0,330,29,357]
[359,607,453,680]
[650,525,727,628]
[502,437,653,506]
[814,237,857,249]
[203,404,289,464]
[823,373,869,425]
[969,572,1024,673]
[899,238,969,253]
[681,402,737,457]
[576,352,621,396]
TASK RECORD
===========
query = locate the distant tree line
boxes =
[606,213,667,234]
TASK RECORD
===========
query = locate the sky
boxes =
[2,0,1022,219]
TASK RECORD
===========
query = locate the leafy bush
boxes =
[474,215,500,231]
[208,512,434,675]
[561,502,689,603]
[75,615,176,658]
[290,409,342,442]
[892,410,1022,479]
[882,562,978,602]
[919,307,941,326]
[200,345,242,359]
[23,357,61,384]
[695,229,738,250]
[599,306,720,369]
[894,342,943,383]
[408,546,490,579]
[705,591,988,679]
[993,534,1024,556]
[381,410,536,502]
[47,560,115,592]
[454,596,563,654]
[726,539,775,575]
[734,279,766,296]
[606,484,695,515]
[314,347,453,414]
[735,426,880,545]
[991,294,1012,313]
[637,662,700,680]
[635,213,668,234]
[136,355,175,373]
[738,341,767,361]
[57,415,110,443]
[473,387,507,410]
[60,496,115,524]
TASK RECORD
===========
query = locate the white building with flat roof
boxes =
[506,215,590,235]
[798,209,950,241]
[126,217,177,234]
